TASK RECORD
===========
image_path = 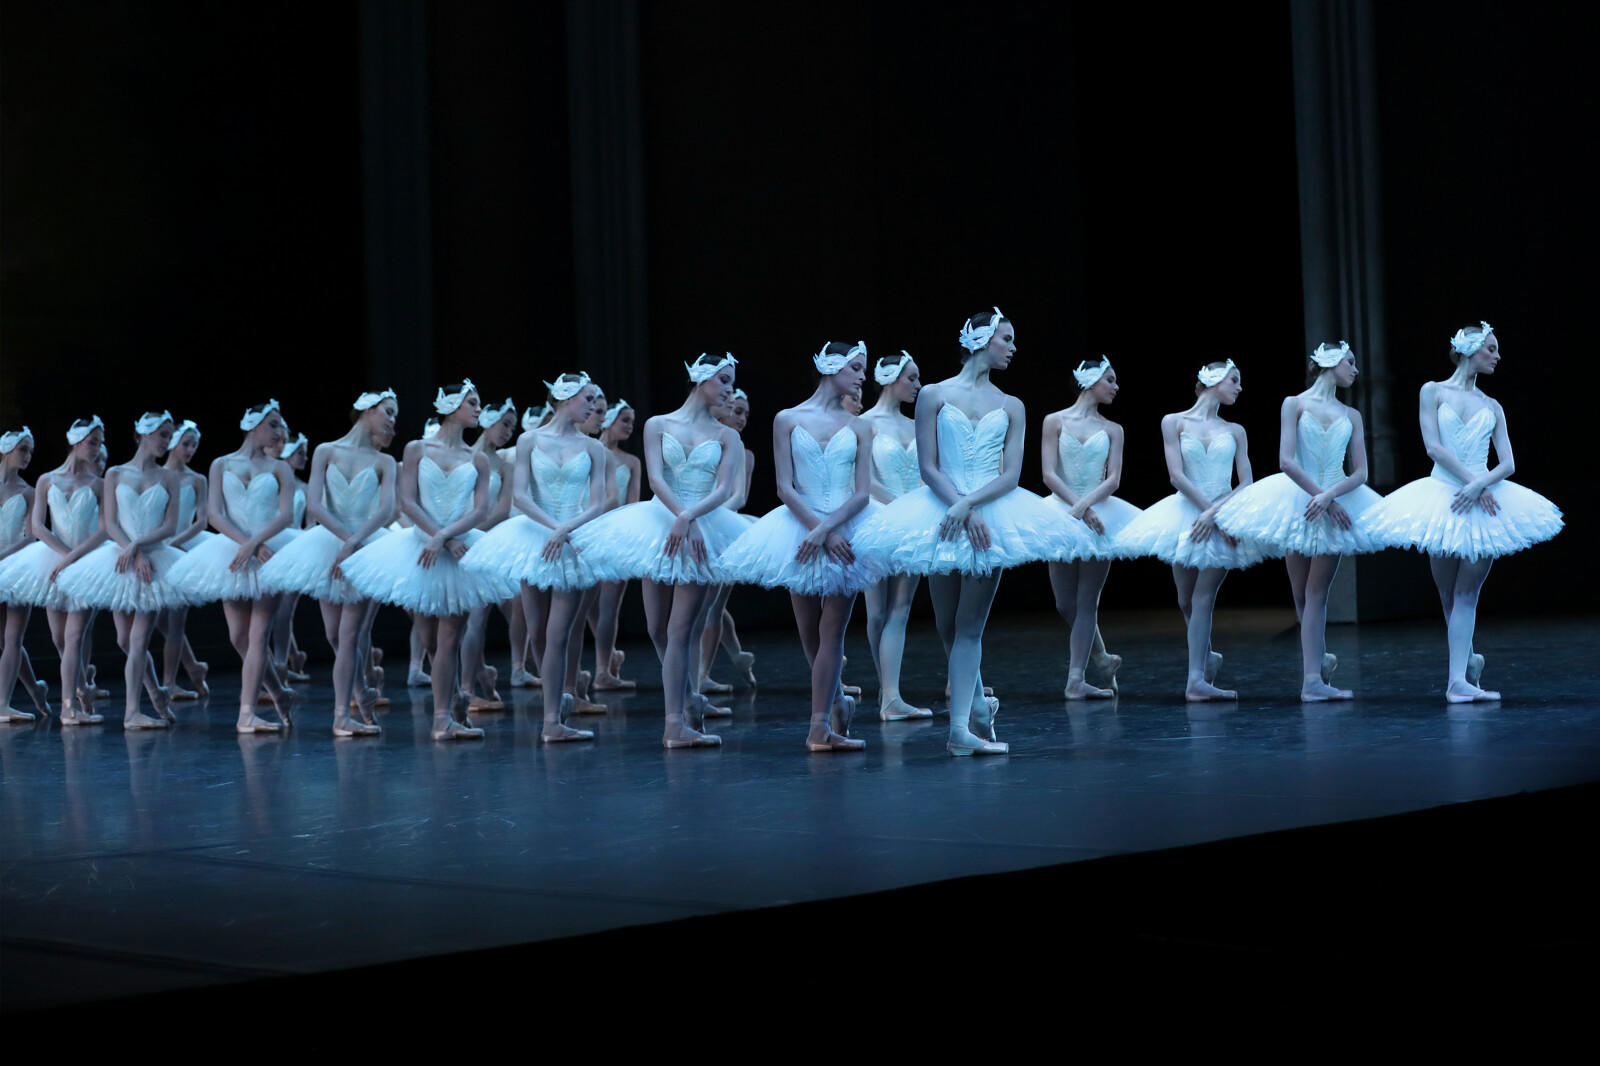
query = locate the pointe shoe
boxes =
[509,667,538,688]
[1300,678,1353,703]
[1086,652,1123,693]
[807,729,866,753]
[170,685,199,702]
[733,650,757,686]
[879,697,934,721]
[576,669,592,700]
[542,694,595,742]
[287,668,312,683]
[969,695,1002,743]
[432,713,485,740]
[610,649,625,675]
[0,706,38,723]
[663,724,721,748]
[289,649,308,674]
[1063,676,1115,700]
[65,689,105,725]
[407,665,431,687]
[1467,653,1486,688]
[365,663,385,690]
[1321,652,1338,683]
[470,666,504,711]
[571,694,609,715]
[152,685,177,724]
[1185,680,1238,702]
[593,671,635,691]
[1445,680,1500,704]
[189,662,209,699]
[700,677,733,695]
[124,709,170,731]
[333,713,381,737]
[831,693,858,739]
[1204,651,1224,686]
[30,680,52,717]
[236,713,282,734]
[691,692,732,720]
[947,715,1008,756]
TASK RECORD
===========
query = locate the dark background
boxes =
[2,0,1591,641]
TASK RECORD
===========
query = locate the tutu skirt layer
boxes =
[852,486,1086,577]
[258,526,387,604]
[174,529,219,552]
[339,527,494,615]
[1360,474,1562,561]
[718,503,882,595]
[56,543,188,612]
[167,529,297,603]
[1040,494,1144,560]
[462,515,595,595]
[1115,493,1265,570]
[575,499,751,585]
[0,542,79,609]
[1214,474,1385,557]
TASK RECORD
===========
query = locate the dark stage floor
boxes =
[3,608,1599,1021]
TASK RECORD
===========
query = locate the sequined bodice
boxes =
[324,465,382,528]
[115,483,169,540]
[936,407,1008,495]
[1056,430,1109,498]
[660,433,722,504]
[178,482,198,530]
[47,484,100,548]
[530,448,593,523]
[1433,405,1494,482]
[871,433,920,498]
[614,464,631,506]
[790,427,858,514]
[222,471,282,536]
[417,456,478,527]
[0,493,27,547]
[1296,413,1351,489]
[1179,432,1237,502]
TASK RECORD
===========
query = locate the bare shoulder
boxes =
[1282,393,1302,417]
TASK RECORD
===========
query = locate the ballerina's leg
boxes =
[592,580,630,687]
[119,610,168,728]
[1179,565,1234,701]
[655,581,718,747]
[331,601,379,735]
[538,589,593,741]
[0,605,37,720]
[236,596,287,731]
[1294,553,1350,700]
[1430,553,1496,700]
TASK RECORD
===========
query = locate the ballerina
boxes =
[858,351,934,721]
[464,373,614,742]
[1040,356,1140,699]
[1215,342,1385,701]
[577,353,749,748]
[457,395,518,713]
[167,400,299,731]
[58,411,189,729]
[340,381,495,740]
[1116,360,1264,701]
[0,427,55,722]
[696,386,759,696]
[854,309,1084,755]
[558,385,613,714]
[0,417,108,724]
[589,397,640,692]
[259,388,399,736]
[1361,322,1561,702]
[721,342,879,751]
[269,428,310,684]
[158,420,211,700]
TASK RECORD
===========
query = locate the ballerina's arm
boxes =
[539,438,613,562]
[0,485,36,563]
[36,474,108,576]
[303,446,352,541]
[508,432,562,530]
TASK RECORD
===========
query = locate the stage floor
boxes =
[3,608,1598,1011]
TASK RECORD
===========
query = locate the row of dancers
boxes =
[0,310,1563,754]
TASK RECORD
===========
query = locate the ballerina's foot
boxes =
[333,714,381,737]
[94,687,111,700]
[170,686,199,701]
[190,663,209,698]
[1300,679,1353,702]
[879,697,934,721]
[432,715,485,741]
[63,700,104,725]
[509,668,538,688]
[124,710,171,730]
[236,714,282,734]
[369,647,383,667]
[734,651,757,686]
[1087,652,1123,691]
[1321,653,1338,683]
[700,677,733,695]
[1,706,38,723]
[593,672,635,691]
[691,692,732,720]
[1064,679,1116,701]
[831,694,857,738]
[571,695,609,715]
[575,669,591,699]
[1466,653,1486,688]
[1186,680,1238,702]
[610,649,625,674]
[542,721,595,743]
[407,666,431,687]
[947,726,1008,757]
[366,664,385,689]
[807,727,865,753]
[465,694,505,712]
[31,680,51,715]
[969,696,1002,742]
[841,683,862,698]
[287,669,312,683]
[663,721,721,749]
[1204,651,1224,685]
[1446,680,1500,704]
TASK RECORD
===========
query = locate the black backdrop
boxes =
[1,1,1590,637]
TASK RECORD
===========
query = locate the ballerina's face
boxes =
[890,361,922,404]
[609,406,636,441]
[1089,367,1119,404]
[696,364,736,412]
[1468,333,1499,375]
[173,429,199,465]
[4,437,33,470]
[979,320,1016,371]
[580,391,606,435]
[1215,368,1243,405]
[485,410,518,447]
[832,353,868,409]
[1331,354,1358,389]
[250,409,287,455]
[444,389,481,429]
[141,418,175,459]
[364,398,399,449]
[284,441,307,471]
[719,396,749,433]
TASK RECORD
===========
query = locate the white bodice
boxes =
[178,481,198,530]
[936,407,1008,495]
[1057,430,1110,498]
[324,465,383,529]
[660,433,722,505]
[116,483,169,541]
[489,469,504,506]
[530,448,593,523]
[790,426,857,514]
[417,456,478,528]
[47,484,100,548]
[293,486,307,528]
[1180,432,1237,502]
[222,471,283,537]
[871,433,920,498]
[1296,413,1352,489]
[1433,405,1494,483]
[0,493,27,547]
[614,464,631,506]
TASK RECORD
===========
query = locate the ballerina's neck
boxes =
[954,360,993,388]
[1188,392,1224,418]
[1445,364,1480,391]
[1305,374,1340,402]
[1067,393,1101,419]
[870,391,904,415]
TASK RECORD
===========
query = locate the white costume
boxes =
[0,484,99,608]
[463,446,599,595]
[57,483,186,612]
[1116,431,1265,569]
[168,472,297,602]
[1041,428,1144,558]
[259,465,389,603]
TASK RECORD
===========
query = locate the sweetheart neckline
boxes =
[792,424,856,451]
[1180,431,1233,450]
[49,484,98,503]
[419,455,477,478]
[223,469,280,491]
[1297,411,1351,433]
[660,431,722,456]
[939,405,1007,427]
[1060,429,1109,447]
[1438,404,1493,427]
[531,447,592,469]
[873,435,916,452]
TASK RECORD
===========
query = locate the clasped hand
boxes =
[230,540,271,572]
[418,534,466,568]
[1190,509,1238,548]
[796,526,854,565]
[1069,501,1105,535]
[941,501,991,550]
[1304,491,1352,529]
[1452,482,1498,516]
[115,544,155,582]
[541,526,580,562]
[664,515,706,563]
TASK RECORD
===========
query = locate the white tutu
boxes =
[339,526,494,615]
[0,542,78,609]
[1361,474,1562,562]
[1214,474,1385,558]
[718,501,882,596]
[167,529,298,603]
[1040,493,1144,560]
[576,498,751,585]
[56,542,188,612]
[462,515,595,595]
[1115,492,1266,570]
[258,525,387,604]
[175,529,219,552]
[852,486,1086,577]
